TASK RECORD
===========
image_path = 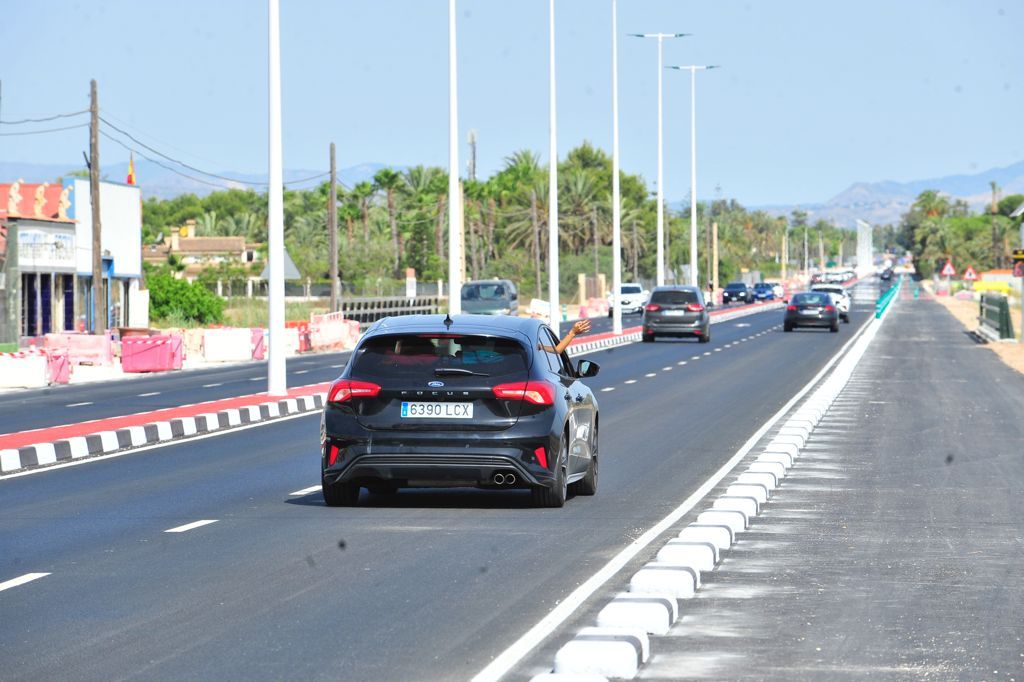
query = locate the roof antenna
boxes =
[444,313,453,330]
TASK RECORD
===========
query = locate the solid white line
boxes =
[138,392,161,397]
[0,572,50,592]
[290,485,322,496]
[66,402,92,407]
[202,383,222,388]
[164,519,218,533]
[470,315,878,682]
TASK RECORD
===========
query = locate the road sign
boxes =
[963,266,978,282]
[940,260,956,278]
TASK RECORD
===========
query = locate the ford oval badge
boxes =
[428,380,445,388]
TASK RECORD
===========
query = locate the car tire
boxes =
[533,437,568,508]
[784,322,793,332]
[607,308,613,318]
[842,314,850,323]
[698,327,711,343]
[642,332,655,343]
[323,479,360,507]
[830,321,840,332]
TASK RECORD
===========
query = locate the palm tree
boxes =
[196,211,219,236]
[351,181,375,242]
[373,168,403,275]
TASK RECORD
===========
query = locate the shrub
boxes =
[148,274,225,325]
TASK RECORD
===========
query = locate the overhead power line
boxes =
[0,123,89,136]
[0,109,89,125]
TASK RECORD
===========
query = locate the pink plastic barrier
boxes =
[310,313,362,351]
[46,350,71,384]
[121,335,183,373]
[251,328,266,360]
[44,333,114,366]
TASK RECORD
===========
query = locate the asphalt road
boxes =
[0,286,878,681]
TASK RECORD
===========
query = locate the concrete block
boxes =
[763,442,799,461]
[712,495,758,521]
[747,461,786,482]
[97,431,119,453]
[771,433,805,449]
[656,540,716,571]
[757,452,792,469]
[203,328,253,363]
[68,437,89,459]
[34,443,56,466]
[697,509,747,533]
[738,470,777,491]
[678,523,732,551]
[596,593,678,635]
[726,482,769,504]
[629,562,698,598]
[553,627,649,679]
[156,422,173,441]
[778,424,809,440]
[0,449,19,472]
[530,674,607,682]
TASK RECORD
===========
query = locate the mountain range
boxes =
[3,158,1023,226]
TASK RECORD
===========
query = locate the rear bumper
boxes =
[785,313,838,327]
[323,450,552,488]
[643,316,708,335]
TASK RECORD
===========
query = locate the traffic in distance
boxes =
[322,274,856,506]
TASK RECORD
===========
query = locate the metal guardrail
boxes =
[340,295,445,329]
[978,292,1015,342]
[875,275,903,319]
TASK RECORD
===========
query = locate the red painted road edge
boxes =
[0,383,330,451]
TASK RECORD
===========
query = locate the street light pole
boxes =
[611,0,622,335]
[668,64,719,288]
[448,0,463,315]
[548,0,560,329]
[267,0,286,396]
[630,33,688,287]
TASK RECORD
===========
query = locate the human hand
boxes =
[572,319,591,336]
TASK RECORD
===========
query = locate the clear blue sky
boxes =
[2,0,1021,206]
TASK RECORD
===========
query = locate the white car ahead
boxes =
[810,284,850,323]
[608,282,649,316]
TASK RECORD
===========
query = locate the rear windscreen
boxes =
[650,290,699,305]
[621,285,643,294]
[793,293,831,306]
[725,283,745,290]
[352,334,529,380]
[462,283,511,301]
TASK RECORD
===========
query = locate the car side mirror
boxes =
[577,359,600,378]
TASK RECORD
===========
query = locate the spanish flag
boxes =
[126,153,136,185]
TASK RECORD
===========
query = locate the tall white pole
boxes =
[611,0,622,335]
[656,36,665,287]
[689,66,698,287]
[548,0,560,330]
[448,0,463,315]
[267,0,286,396]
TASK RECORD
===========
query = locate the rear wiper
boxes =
[434,368,490,377]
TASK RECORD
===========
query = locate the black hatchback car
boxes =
[320,315,600,508]
[641,286,711,343]
[722,282,753,304]
[783,292,840,332]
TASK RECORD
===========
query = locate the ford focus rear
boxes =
[320,315,599,508]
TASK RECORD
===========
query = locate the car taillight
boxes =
[686,303,704,312]
[492,381,556,405]
[644,303,661,312]
[824,305,835,312]
[327,444,341,466]
[787,305,797,311]
[328,379,382,403]
[533,446,549,469]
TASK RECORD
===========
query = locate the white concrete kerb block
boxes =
[697,509,747,533]
[128,426,147,447]
[198,413,221,431]
[226,410,242,427]
[0,449,19,473]
[679,523,732,551]
[156,422,174,441]
[596,593,678,635]
[530,673,608,682]
[778,424,810,440]
[180,418,198,437]
[748,461,786,482]
[713,495,759,521]
[629,561,699,597]
[771,433,805,449]
[657,540,716,571]
[757,452,793,470]
[98,431,119,452]
[553,626,649,679]
[738,470,777,492]
[726,482,769,504]
[68,437,89,459]
[35,443,57,466]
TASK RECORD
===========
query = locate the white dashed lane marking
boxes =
[164,520,218,534]
[0,573,50,593]
[249,377,263,382]
[202,383,222,388]
[624,379,637,385]
[677,361,687,366]
[66,402,92,407]
[331,364,344,368]
[138,391,160,397]
[295,369,310,375]
[703,352,712,356]
[645,373,657,378]
[290,485,322,496]
[601,387,615,392]
[662,366,672,371]
[691,355,700,360]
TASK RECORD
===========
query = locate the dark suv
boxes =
[321,315,600,508]
[722,282,753,304]
[641,286,711,343]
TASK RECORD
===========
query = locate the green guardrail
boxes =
[979,292,1016,340]
[875,275,903,319]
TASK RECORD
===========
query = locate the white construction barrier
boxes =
[203,328,254,363]
[0,352,49,388]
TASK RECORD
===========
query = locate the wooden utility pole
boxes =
[631,219,639,280]
[818,230,826,272]
[89,79,104,334]
[712,221,719,294]
[592,208,599,285]
[781,228,788,280]
[328,142,339,313]
[530,190,542,298]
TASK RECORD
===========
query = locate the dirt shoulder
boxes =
[929,289,1024,375]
